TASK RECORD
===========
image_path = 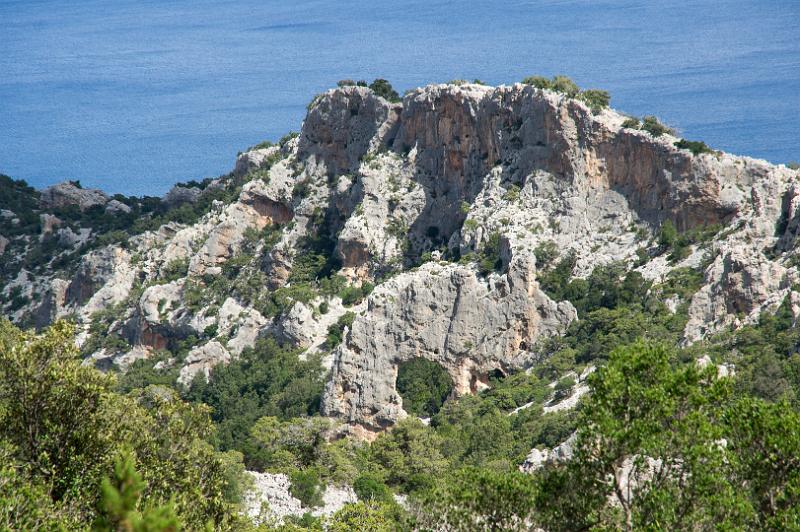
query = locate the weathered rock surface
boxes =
[177,341,231,386]
[12,81,800,438]
[244,472,357,523]
[520,432,577,473]
[40,181,109,211]
[299,86,401,176]
[163,185,201,206]
[322,255,576,432]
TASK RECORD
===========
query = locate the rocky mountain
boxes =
[4,78,800,528]
[2,81,799,440]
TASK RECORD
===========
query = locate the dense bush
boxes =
[641,115,675,137]
[289,469,325,508]
[675,138,715,155]
[396,358,455,417]
[478,231,504,275]
[577,89,611,113]
[326,311,355,348]
[0,320,247,529]
[184,338,325,463]
[369,79,401,102]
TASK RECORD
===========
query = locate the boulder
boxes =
[40,181,109,211]
[163,185,201,206]
[177,341,231,386]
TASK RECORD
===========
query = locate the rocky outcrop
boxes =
[234,146,279,177]
[299,86,401,176]
[163,185,201,206]
[244,472,357,523]
[177,341,231,386]
[685,244,796,341]
[40,181,109,211]
[322,255,576,433]
[65,246,135,315]
[39,213,62,235]
[520,432,577,473]
[105,199,132,214]
[14,81,800,439]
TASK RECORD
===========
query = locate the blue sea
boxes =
[1,0,798,196]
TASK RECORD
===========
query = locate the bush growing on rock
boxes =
[368,79,401,102]
[578,89,611,113]
[289,469,325,508]
[675,138,714,155]
[621,116,641,129]
[641,115,675,137]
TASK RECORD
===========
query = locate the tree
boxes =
[368,79,400,103]
[578,89,611,113]
[535,340,749,531]
[724,397,800,529]
[0,320,117,502]
[93,452,178,532]
[418,467,537,532]
[0,320,247,529]
[369,419,447,489]
[327,501,396,532]
[395,358,454,417]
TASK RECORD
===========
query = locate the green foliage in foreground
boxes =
[4,315,800,531]
[0,320,248,530]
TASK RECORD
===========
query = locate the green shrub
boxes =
[396,358,454,417]
[533,240,559,270]
[353,474,394,504]
[641,115,675,137]
[521,76,552,89]
[369,79,401,103]
[621,117,641,129]
[553,377,575,401]
[675,139,714,156]
[478,232,504,275]
[578,89,611,113]
[503,184,521,202]
[290,469,325,508]
[550,75,580,97]
[339,282,373,306]
[326,312,355,349]
[521,75,579,97]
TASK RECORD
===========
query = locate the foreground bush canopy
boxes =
[2,314,800,531]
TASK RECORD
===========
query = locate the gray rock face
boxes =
[395,84,755,234]
[20,81,800,439]
[178,341,231,386]
[40,181,109,211]
[234,146,279,177]
[520,432,577,473]
[299,86,401,176]
[322,255,576,433]
[105,199,132,214]
[162,185,201,206]
[39,213,62,235]
[244,471,357,523]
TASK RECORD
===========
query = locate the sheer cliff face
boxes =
[9,82,798,435]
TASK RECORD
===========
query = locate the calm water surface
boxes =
[1,0,798,195]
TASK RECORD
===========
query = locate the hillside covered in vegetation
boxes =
[2,77,800,530]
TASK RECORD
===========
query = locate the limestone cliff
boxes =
[2,81,798,436]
